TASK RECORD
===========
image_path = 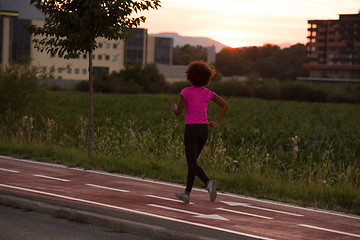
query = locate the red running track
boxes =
[1,155,360,240]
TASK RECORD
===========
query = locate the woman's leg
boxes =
[184,124,209,193]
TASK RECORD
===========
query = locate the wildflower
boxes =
[293,146,299,153]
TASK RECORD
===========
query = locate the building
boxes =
[0,8,173,87]
[154,37,173,65]
[124,28,148,66]
[29,20,126,83]
[0,10,30,66]
[125,29,174,66]
[207,45,216,64]
[302,12,360,82]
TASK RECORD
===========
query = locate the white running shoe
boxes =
[175,192,190,203]
[206,180,217,202]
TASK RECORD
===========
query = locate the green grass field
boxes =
[1,91,359,215]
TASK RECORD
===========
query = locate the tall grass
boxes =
[0,91,359,214]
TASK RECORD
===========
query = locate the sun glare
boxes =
[209,30,251,48]
[219,39,246,48]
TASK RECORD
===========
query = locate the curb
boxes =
[0,192,218,240]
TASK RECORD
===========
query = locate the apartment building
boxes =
[303,12,360,82]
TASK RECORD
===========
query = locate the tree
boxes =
[215,44,307,81]
[172,44,207,65]
[26,0,161,158]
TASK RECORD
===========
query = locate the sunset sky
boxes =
[138,0,359,48]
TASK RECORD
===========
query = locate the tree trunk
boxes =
[88,50,94,158]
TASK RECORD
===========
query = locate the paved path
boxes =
[0,204,150,240]
[1,155,360,240]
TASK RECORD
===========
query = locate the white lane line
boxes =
[217,207,274,220]
[0,168,20,173]
[298,224,360,238]
[221,201,303,217]
[220,191,360,220]
[146,194,194,204]
[148,204,229,221]
[85,184,129,193]
[0,184,275,240]
[33,174,70,182]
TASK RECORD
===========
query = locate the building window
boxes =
[105,43,110,49]
[112,55,117,61]
[10,19,31,63]
[98,55,102,60]
[42,67,47,72]
[75,68,79,74]
[105,55,110,61]
[58,68,62,73]
[98,42,103,48]
[113,43,117,49]
[67,68,72,74]
[82,68,87,74]
[83,54,87,59]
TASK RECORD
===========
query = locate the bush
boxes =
[0,64,50,117]
[252,79,281,100]
[324,84,360,104]
[74,80,88,92]
[168,81,191,94]
[210,80,252,97]
[280,82,326,102]
[74,64,169,94]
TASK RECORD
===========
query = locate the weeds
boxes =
[4,110,358,189]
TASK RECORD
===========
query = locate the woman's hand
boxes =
[209,121,218,128]
[170,104,177,111]
[210,94,228,128]
[172,95,185,116]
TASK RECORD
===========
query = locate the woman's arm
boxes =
[209,94,228,128]
[171,95,186,116]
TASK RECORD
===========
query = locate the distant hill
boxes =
[149,32,228,52]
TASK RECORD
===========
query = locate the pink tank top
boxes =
[180,86,215,125]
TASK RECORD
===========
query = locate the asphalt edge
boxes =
[0,192,220,240]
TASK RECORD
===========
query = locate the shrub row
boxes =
[74,65,360,104]
[208,79,360,104]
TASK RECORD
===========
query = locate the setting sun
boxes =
[208,30,251,48]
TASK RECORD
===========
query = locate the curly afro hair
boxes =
[185,60,216,87]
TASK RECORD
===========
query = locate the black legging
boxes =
[184,124,210,193]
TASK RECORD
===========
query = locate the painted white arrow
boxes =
[221,201,303,217]
[147,204,229,221]
[221,201,250,207]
